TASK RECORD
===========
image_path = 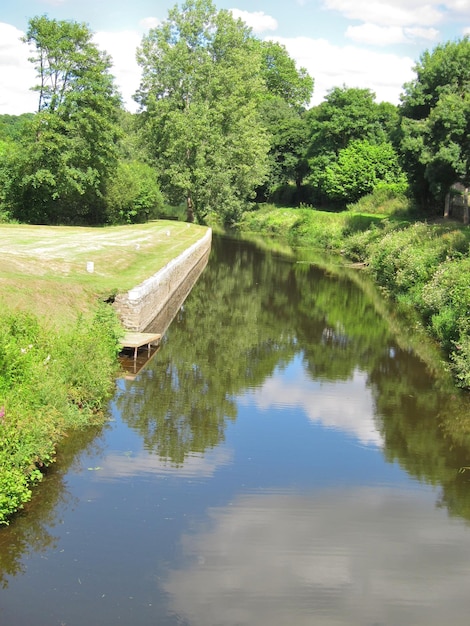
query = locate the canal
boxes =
[1,234,470,625]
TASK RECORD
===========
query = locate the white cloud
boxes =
[0,23,37,114]
[464,26,470,35]
[93,446,233,480]
[346,23,407,45]
[94,30,142,113]
[229,9,278,34]
[164,487,470,626]
[323,0,444,27]
[140,17,161,30]
[405,26,440,41]
[269,35,415,104]
[346,23,440,45]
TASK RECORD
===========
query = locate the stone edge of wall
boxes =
[114,228,212,332]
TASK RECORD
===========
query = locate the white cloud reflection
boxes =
[243,367,383,447]
[94,446,233,481]
[164,487,470,626]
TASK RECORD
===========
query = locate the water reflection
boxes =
[95,446,233,480]
[165,487,470,626]
[1,234,470,625]
[241,358,382,446]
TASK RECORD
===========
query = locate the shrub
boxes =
[105,160,164,224]
[0,304,122,524]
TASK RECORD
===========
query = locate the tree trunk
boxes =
[186,194,194,223]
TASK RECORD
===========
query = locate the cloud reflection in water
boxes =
[164,487,470,626]
[241,364,383,447]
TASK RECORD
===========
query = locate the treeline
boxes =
[0,0,469,227]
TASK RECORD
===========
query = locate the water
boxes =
[1,235,470,625]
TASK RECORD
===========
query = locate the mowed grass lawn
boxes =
[0,221,210,328]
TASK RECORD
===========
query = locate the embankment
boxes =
[114,228,212,332]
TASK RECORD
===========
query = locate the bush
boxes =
[105,160,164,224]
[0,304,121,524]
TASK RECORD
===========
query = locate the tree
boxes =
[6,16,122,224]
[399,37,470,209]
[259,40,313,109]
[255,42,313,203]
[258,97,311,202]
[306,86,399,204]
[323,140,407,204]
[135,0,269,225]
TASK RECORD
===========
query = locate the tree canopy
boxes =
[5,16,122,224]
[306,86,402,205]
[399,37,470,207]
[136,0,270,225]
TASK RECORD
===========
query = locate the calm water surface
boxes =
[2,235,470,626]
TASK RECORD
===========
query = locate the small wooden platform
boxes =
[119,332,162,361]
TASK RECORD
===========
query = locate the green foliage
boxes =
[346,184,412,215]
[258,97,310,200]
[421,254,470,348]
[0,114,35,142]
[5,16,122,225]
[105,160,164,223]
[399,37,470,208]
[258,40,313,109]
[0,304,121,524]
[323,140,407,204]
[306,87,400,204]
[136,0,269,225]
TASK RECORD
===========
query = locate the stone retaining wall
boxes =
[114,228,212,332]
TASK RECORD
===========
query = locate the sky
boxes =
[1,0,469,115]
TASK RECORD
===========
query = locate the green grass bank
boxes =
[0,221,209,524]
[238,202,470,390]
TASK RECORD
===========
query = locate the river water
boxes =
[1,235,470,625]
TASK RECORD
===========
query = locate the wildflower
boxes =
[0,406,5,423]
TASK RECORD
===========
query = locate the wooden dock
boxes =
[119,332,162,361]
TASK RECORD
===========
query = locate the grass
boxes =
[0,221,208,328]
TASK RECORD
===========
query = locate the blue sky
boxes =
[1,0,469,114]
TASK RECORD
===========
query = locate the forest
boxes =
[0,0,469,228]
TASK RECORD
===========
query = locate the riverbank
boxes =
[238,205,470,390]
[0,221,210,524]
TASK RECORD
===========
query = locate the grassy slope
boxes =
[0,221,209,328]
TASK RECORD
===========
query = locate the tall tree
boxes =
[399,37,470,209]
[256,41,313,203]
[6,16,122,224]
[135,0,269,225]
[258,97,311,202]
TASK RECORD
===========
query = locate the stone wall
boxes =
[114,228,212,332]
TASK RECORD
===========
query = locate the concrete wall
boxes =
[114,228,212,332]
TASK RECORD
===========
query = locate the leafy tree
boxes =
[399,37,470,209]
[135,0,269,225]
[5,16,122,224]
[0,114,35,142]
[306,86,400,205]
[254,43,313,203]
[323,140,407,204]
